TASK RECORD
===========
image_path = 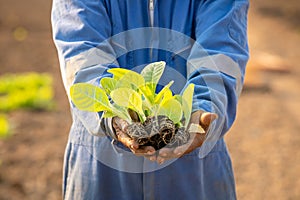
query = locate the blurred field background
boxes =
[0,0,299,199]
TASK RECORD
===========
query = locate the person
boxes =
[51,0,249,199]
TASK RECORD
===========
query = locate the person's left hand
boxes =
[112,116,156,157]
[147,110,218,164]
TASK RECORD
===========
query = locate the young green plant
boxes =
[70,61,195,149]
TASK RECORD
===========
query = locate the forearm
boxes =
[51,0,118,138]
[185,0,249,149]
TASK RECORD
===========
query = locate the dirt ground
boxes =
[0,0,299,199]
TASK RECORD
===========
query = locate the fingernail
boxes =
[174,151,182,156]
[157,158,165,165]
[150,157,156,162]
[147,151,152,155]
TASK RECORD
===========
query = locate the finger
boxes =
[116,130,139,150]
[157,134,205,164]
[112,117,139,150]
[200,112,218,130]
[113,117,129,132]
[190,110,203,124]
[145,154,157,162]
[157,147,175,158]
[173,133,205,156]
[156,150,178,164]
[173,142,192,157]
[132,146,156,156]
[157,156,166,165]
[156,146,183,164]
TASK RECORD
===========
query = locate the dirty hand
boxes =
[149,110,218,164]
[112,116,156,156]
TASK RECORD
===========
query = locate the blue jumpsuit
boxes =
[51,0,249,199]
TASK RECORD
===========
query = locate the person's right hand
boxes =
[112,117,156,156]
[150,110,218,164]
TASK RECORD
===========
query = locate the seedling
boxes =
[70,61,203,150]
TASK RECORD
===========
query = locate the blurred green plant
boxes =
[0,115,10,139]
[0,72,54,112]
[0,72,54,139]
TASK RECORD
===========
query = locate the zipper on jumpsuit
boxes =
[143,4,157,200]
[149,0,154,62]
[149,0,154,26]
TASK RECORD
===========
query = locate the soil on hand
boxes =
[127,115,176,150]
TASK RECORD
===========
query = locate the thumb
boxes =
[112,117,139,150]
[200,112,218,130]
[113,117,129,132]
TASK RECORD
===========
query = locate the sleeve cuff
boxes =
[101,117,118,140]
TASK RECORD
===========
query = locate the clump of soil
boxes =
[169,127,191,147]
[127,115,190,150]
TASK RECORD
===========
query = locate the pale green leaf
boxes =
[174,94,182,103]
[110,88,144,117]
[70,83,111,112]
[157,98,182,124]
[154,80,174,104]
[139,83,155,105]
[182,84,195,127]
[160,88,173,105]
[102,110,115,118]
[107,68,131,80]
[141,61,166,92]
[108,68,145,90]
[116,71,145,90]
[100,77,117,95]
[110,105,132,121]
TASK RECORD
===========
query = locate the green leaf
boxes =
[174,94,182,103]
[110,88,145,120]
[154,80,174,104]
[70,83,111,112]
[141,61,166,92]
[159,88,173,106]
[100,77,117,95]
[157,98,182,124]
[116,71,145,90]
[108,68,145,90]
[109,105,132,121]
[102,110,115,118]
[139,83,155,105]
[181,84,195,127]
[107,68,132,80]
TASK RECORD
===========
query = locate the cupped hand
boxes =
[149,110,218,164]
[112,117,156,156]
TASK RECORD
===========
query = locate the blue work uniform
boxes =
[51,0,249,199]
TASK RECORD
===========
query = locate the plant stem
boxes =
[137,112,146,123]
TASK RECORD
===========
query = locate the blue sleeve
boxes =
[51,0,118,139]
[186,0,249,156]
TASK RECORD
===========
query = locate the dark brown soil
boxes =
[127,115,176,150]
[0,0,300,199]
